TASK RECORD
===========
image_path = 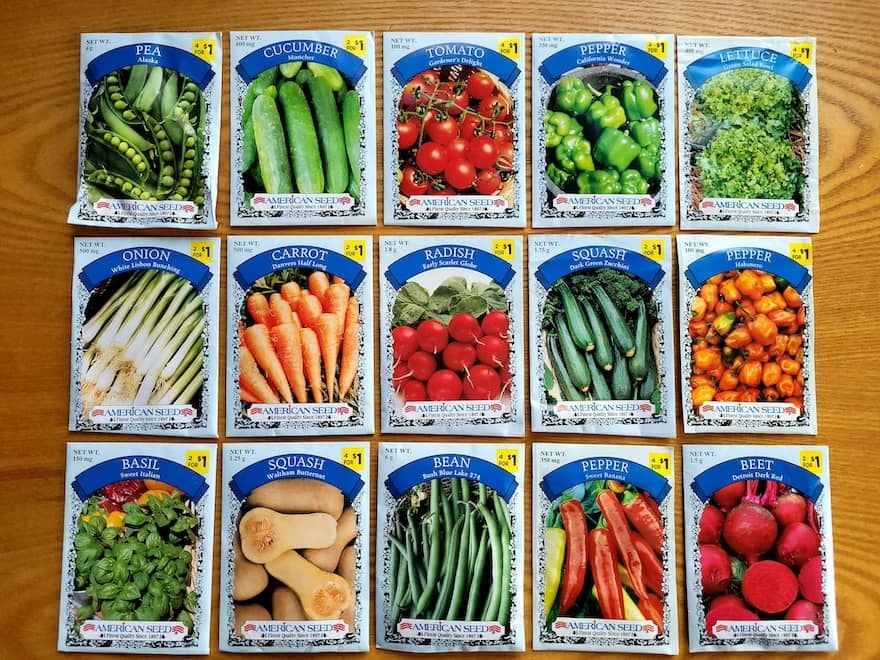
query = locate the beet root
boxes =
[698,504,725,544]
[712,481,746,511]
[700,543,733,595]
[798,555,824,604]
[723,501,778,564]
[776,521,820,569]
[786,599,825,634]
[742,560,799,614]
[771,489,807,527]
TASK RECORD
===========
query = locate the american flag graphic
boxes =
[490,403,503,412]
[332,623,346,632]
[714,623,729,633]
[702,404,715,412]
[557,197,569,205]
[639,403,653,412]
[404,404,417,413]
[181,204,196,213]
[95,200,111,209]
[493,199,505,207]
[339,195,352,204]
[553,620,568,630]
[243,623,257,632]
[487,624,503,634]
[803,623,817,633]
[81,622,97,632]
[557,404,570,412]
[251,407,264,414]
[399,622,414,630]
[337,406,350,414]
[642,623,656,633]
[408,198,421,207]
[784,202,797,211]
[91,409,105,417]
[701,200,716,209]
[785,406,798,415]
[171,624,186,634]
[181,408,194,417]
[253,196,267,205]
[641,197,654,206]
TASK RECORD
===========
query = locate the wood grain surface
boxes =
[1,1,879,658]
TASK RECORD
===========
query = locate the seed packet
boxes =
[69,237,220,437]
[533,443,678,654]
[678,36,819,232]
[229,30,377,226]
[68,33,222,229]
[532,34,675,227]
[58,442,216,654]
[677,235,816,434]
[376,442,526,652]
[529,235,676,437]
[383,32,526,227]
[379,235,524,436]
[682,445,838,652]
[219,442,370,652]
[227,235,373,436]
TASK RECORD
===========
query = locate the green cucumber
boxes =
[279,61,303,79]
[307,62,346,91]
[592,284,636,357]
[557,281,594,350]
[585,352,612,401]
[610,344,632,400]
[251,93,293,193]
[277,81,324,194]
[629,298,650,381]
[241,115,256,172]
[294,68,314,86]
[341,90,362,178]
[306,76,349,194]
[556,314,590,392]
[547,334,584,402]
[583,298,613,371]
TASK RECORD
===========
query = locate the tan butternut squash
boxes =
[272,585,307,621]
[239,507,336,564]
[234,602,271,634]
[233,535,269,601]
[336,545,357,629]
[265,550,353,620]
[303,507,357,571]
[246,478,345,518]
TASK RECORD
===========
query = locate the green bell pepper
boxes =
[636,143,661,180]
[576,168,621,194]
[544,110,582,149]
[620,169,649,195]
[555,134,595,173]
[593,127,641,171]
[630,117,661,148]
[547,163,572,190]
[621,79,658,121]
[584,84,626,136]
[553,77,592,117]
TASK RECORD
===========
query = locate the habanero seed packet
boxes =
[58,442,216,654]
[677,36,819,232]
[229,30,377,226]
[226,235,374,436]
[69,237,220,437]
[533,444,678,654]
[379,235,525,436]
[376,442,526,652]
[529,235,676,437]
[677,235,816,434]
[69,32,222,229]
[682,445,838,652]
[383,32,527,227]
[219,442,370,652]
[532,34,676,227]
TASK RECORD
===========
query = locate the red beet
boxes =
[798,555,824,604]
[698,504,725,544]
[723,501,778,564]
[786,599,824,634]
[742,560,799,614]
[775,522,820,569]
[712,481,746,511]
[771,489,807,527]
[709,593,745,611]
[705,603,759,637]
[700,544,733,595]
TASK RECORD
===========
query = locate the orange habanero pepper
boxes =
[740,387,761,402]
[693,347,722,372]
[779,357,801,375]
[700,282,719,311]
[782,286,803,308]
[786,335,803,357]
[769,334,788,359]
[736,270,764,301]
[740,361,763,388]
[768,309,798,328]
[762,362,782,387]
[762,387,781,401]
[747,313,778,346]
[719,279,741,303]
[692,384,717,408]
[717,390,742,402]
[777,373,796,398]
[724,326,753,349]
[743,342,768,363]
[759,272,777,292]
[718,369,739,391]
[755,295,781,314]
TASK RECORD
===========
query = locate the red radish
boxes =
[401,379,427,402]
[742,560,799,614]
[700,544,733,595]
[709,593,746,611]
[775,522,820,569]
[698,504,725,544]
[723,501,778,564]
[406,351,437,382]
[481,310,510,337]
[442,342,477,372]
[426,369,463,401]
[705,603,759,637]
[771,489,807,527]
[448,312,483,343]
[463,364,501,400]
[712,482,746,511]
[416,319,449,354]
[785,599,824,633]
[476,334,509,367]
[392,325,419,361]
[498,361,512,394]
[392,362,410,391]
[798,556,824,604]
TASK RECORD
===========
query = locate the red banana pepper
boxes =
[637,592,665,634]
[589,527,625,620]
[559,499,589,614]
[631,533,664,595]
[621,490,664,555]
[597,489,647,600]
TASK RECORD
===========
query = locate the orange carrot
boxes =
[290,311,303,334]
[269,293,294,327]
[237,321,247,346]
[239,344,280,403]
[331,275,345,285]
[246,292,271,325]
[239,379,261,404]
[308,270,330,299]
[338,296,360,400]
[315,313,341,402]
[298,293,323,328]
[244,324,293,403]
[300,327,324,404]
[324,283,350,345]
[270,323,308,404]
[280,281,302,311]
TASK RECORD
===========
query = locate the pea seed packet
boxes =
[682,445,838,652]
[229,30,377,226]
[58,442,216,654]
[69,237,221,437]
[383,32,526,227]
[678,36,819,232]
[532,34,676,228]
[376,442,526,652]
[219,442,370,652]
[379,235,525,436]
[529,234,676,437]
[533,443,678,654]
[226,235,374,436]
[677,235,817,434]
[68,33,222,229]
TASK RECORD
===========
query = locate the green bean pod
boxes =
[431,514,465,619]
[464,528,490,620]
[160,72,180,121]
[477,502,503,622]
[87,169,157,201]
[446,508,474,620]
[493,492,512,629]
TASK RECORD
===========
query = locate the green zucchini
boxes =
[610,345,632,400]
[306,76,349,194]
[629,298,650,381]
[341,90,362,178]
[278,81,324,194]
[639,362,658,400]
[279,61,303,79]
[556,314,590,392]
[251,92,294,194]
[557,281,594,350]
[585,352,612,401]
[593,284,636,357]
[547,334,584,402]
[307,62,346,91]
[347,163,361,201]
[583,298,613,371]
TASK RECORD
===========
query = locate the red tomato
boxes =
[400,71,439,108]
[397,116,421,150]
[415,141,449,175]
[400,166,429,196]
[447,137,470,158]
[466,71,495,101]
[489,122,513,143]
[425,115,459,145]
[429,182,455,196]
[473,168,502,195]
[435,82,469,116]
[459,113,483,140]
[444,158,477,190]
[420,70,440,88]
[478,94,511,121]
[466,136,500,170]
[496,141,514,171]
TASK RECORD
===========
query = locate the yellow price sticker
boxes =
[343,35,368,57]
[799,450,823,475]
[341,447,366,472]
[789,242,813,266]
[184,450,211,474]
[191,38,218,63]
[641,239,665,262]
[789,41,814,66]
[343,239,367,262]
[496,448,520,474]
[190,241,214,264]
[645,38,670,60]
[492,239,515,262]
[498,38,522,61]
[648,452,672,477]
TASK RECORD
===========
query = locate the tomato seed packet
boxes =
[383,32,526,227]
[69,237,221,437]
[58,442,216,654]
[532,34,676,227]
[677,235,817,434]
[529,234,676,437]
[376,442,526,652]
[379,235,525,436]
[229,30,377,226]
[69,33,222,229]
[219,442,370,652]
[226,235,374,436]
[677,36,819,232]
[682,445,838,652]
[533,443,678,654]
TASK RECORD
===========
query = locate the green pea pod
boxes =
[123,64,149,104]
[97,94,153,153]
[306,62,346,91]
[134,65,164,113]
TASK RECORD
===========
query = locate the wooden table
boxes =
[1,1,878,658]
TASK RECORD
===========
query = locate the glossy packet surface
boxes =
[383,32,526,227]
[58,442,216,654]
[677,235,816,434]
[682,444,837,652]
[533,443,678,654]
[529,234,675,437]
[226,235,374,436]
[532,34,675,227]
[376,442,525,652]
[219,442,370,652]
[229,30,376,226]
[69,33,222,229]
[69,237,220,437]
[379,235,524,436]
[678,36,819,232]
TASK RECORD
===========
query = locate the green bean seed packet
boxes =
[58,442,217,654]
[376,442,526,652]
[678,36,819,232]
[68,33,222,230]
